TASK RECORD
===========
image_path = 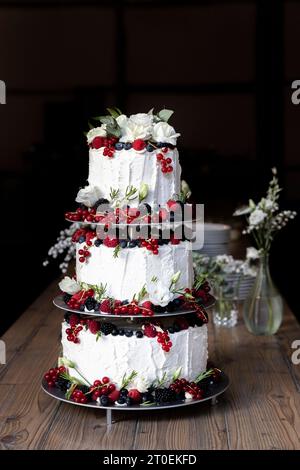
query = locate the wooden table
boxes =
[1,280,300,450]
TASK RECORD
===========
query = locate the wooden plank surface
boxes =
[0,282,300,450]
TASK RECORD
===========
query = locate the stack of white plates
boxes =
[193,223,231,257]
[223,273,255,300]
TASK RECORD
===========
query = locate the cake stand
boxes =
[42,371,229,426]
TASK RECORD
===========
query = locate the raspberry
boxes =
[108,390,120,403]
[132,139,146,151]
[100,299,112,313]
[88,319,100,334]
[141,301,152,310]
[128,389,141,403]
[103,237,119,248]
[92,136,104,149]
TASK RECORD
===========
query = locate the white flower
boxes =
[152,121,180,145]
[131,377,149,394]
[249,208,267,226]
[75,185,102,208]
[59,276,81,294]
[86,125,107,144]
[246,246,260,260]
[119,113,153,142]
[148,281,174,306]
[264,199,274,210]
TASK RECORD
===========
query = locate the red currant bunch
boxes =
[141,238,159,255]
[157,330,172,352]
[44,366,66,387]
[103,137,118,158]
[71,389,88,404]
[156,148,173,174]
[65,324,83,343]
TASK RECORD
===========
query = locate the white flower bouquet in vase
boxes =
[234,168,297,335]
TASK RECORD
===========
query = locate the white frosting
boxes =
[87,147,181,207]
[76,242,194,305]
[61,322,208,389]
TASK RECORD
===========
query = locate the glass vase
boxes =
[243,253,283,335]
[213,286,238,328]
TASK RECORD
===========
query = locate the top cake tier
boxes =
[76,109,182,208]
[87,146,181,207]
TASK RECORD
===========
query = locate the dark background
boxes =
[0,0,299,334]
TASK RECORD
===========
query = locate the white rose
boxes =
[131,377,149,394]
[148,281,174,306]
[86,125,107,144]
[75,185,102,208]
[59,276,81,295]
[264,199,274,210]
[249,209,267,226]
[116,114,128,128]
[246,246,260,260]
[152,121,181,145]
[119,113,153,142]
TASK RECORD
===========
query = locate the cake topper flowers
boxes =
[233,168,296,254]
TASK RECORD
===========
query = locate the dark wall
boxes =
[0,0,299,333]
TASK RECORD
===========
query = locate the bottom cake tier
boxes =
[60,314,208,392]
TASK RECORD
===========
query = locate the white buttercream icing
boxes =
[87,147,181,207]
[61,322,208,390]
[76,242,194,305]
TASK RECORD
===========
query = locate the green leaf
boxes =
[113,244,121,258]
[157,109,174,122]
[141,401,155,407]
[106,107,122,118]
[136,284,148,303]
[169,271,181,289]
[121,371,138,389]
[151,276,158,283]
[138,183,149,203]
[106,123,122,138]
[98,115,115,125]
[172,366,182,382]
[96,331,101,342]
[109,188,120,201]
[157,372,167,387]
[65,383,77,400]
[194,368,214,384]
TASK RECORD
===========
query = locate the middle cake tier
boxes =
[76,242,193,306]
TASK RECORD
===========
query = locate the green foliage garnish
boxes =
[121,371,138,389]
[113,244,121,258]
[109,188,120,201]
[194,368,214,384]
[172,367,182,382]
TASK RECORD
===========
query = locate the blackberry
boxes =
[125,330,133,337]
[111,329,119,336]
[85,297,97,311]
[94,239,103,247]
[63,294,72,305]
[101,322,115,335]
[120,388,128,397]
[100,395,109,406]
[64,311,72,323]
[173,323,181,333]
[135,330,143,338]
[126,396,133,406]
[166,300,176,312]
[55,377,70,392]
[154,388,176,403]
[79,304,85,312]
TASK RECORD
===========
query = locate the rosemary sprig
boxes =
[172,367,182,382]
[121,371,138,389]
[109,188,120,201]
[125,185,138,201]
[151,276,158,283]
[141,401,155,407]
[194,368,215,384]
[65,383,77,400]
[134,284,148,303]
[59,371,84,385]
[113,244,121,258]
[156,372,167,387]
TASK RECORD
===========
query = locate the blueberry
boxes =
[126,397,133,406]
[153,305,165,313]
[95,239,103,247]
[111,329,119,336]
[173,298,182,307]
[168,326,175,334]
[119,240,128,248]
[120,388,128,397]
[173,323,181,332]
[100,395,109,406]
[136,331,143,338]
[156,142,164,148]
[122,299,129,305]
[117,397,126,405]
[78,236,85,244]
[125,330,133,337]
[118,328,125,336]
[158,239,164,246]
[146,144,154,152]
[115,142,124,150]
[142,393,153,403]
[124,143,132,150]
[129,240,137,248]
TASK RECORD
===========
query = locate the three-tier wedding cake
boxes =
[44,109,215,406]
